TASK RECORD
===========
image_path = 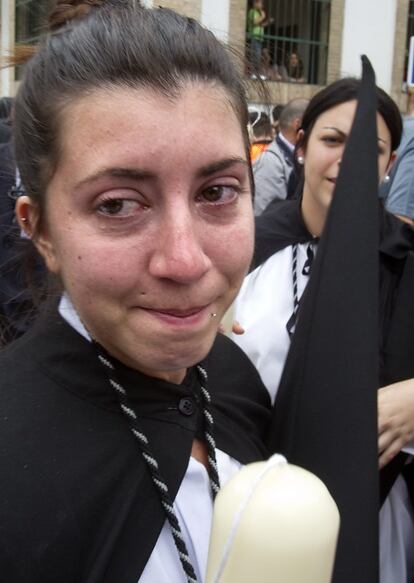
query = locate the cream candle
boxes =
[206,455,340,583]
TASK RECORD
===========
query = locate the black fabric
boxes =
[252,196,313,269]
[254,185,414,511]
[266,58,381,583]
[0,313,271,583]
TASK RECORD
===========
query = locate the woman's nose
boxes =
[149,215,212,283]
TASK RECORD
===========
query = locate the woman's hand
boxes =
[378,378,414,468]
[218,320,245,335]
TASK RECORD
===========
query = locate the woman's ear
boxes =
[15,195,35,238]
[15,196,61,273]
[295,130,305,164]
[296,129,305,160]
[386,150,397,176]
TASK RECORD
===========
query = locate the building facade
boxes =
[0,0,413,111]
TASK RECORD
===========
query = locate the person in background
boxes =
[259,47,282,82]
[247,0,273,79]
[382,113,414,226]
[233,77,414,583]
[280,52,306,84]
[249,110,273,162]
[253,98,309,214]
[0,2,271,581]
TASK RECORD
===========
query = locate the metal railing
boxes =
[246,0,331,85]
[15,0,51,45]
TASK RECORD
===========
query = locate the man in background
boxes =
[253,98,308,215]
[383,104,414,226]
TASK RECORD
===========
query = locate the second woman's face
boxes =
[299,99,393,219]
[37,84,254,383]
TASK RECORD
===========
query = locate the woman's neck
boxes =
[300,191,328,238]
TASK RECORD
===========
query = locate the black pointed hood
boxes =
[267,56,380,582]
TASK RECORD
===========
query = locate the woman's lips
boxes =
[142,305,211,326]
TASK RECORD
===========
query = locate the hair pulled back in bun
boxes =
[48,0,106,32]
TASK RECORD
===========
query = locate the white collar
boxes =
[278,131,295,153]
[58,293,91,342]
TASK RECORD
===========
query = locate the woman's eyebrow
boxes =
[322,125,388,145]
[321,126,347,138]
[74,158,248,190]
[74,167,155,189]
[197,157,249,178]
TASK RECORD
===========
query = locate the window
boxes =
[246,0,331,85]
[15,0,52,79]
[15,0,52,44]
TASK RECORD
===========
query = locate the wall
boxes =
[201,0,229,43]
[340,0,397,91]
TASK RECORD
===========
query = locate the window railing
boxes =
[15,0,52,79]
[15,0,51,45]
[246,0,331,86]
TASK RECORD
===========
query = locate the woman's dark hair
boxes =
[297,77,402,154]
[13,0,252,232]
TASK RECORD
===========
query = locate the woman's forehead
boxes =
[51,83,248,186]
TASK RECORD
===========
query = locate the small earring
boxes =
[297,156,304,165]
[21,217,28,223]
[384,175,390,183]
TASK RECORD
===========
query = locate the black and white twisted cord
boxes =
[286,242,316,338]
[286,243,300,337]
[96,351,220,583]
[196,365,220,498]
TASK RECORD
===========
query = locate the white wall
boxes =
[340,0,397,92]
[201,0,229,43]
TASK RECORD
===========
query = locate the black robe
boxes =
[0,313,271,582]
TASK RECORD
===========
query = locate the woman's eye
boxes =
[98,198,143,217]
[98,198,147,217]
[322,135,342,145]
[198,185,239,205]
